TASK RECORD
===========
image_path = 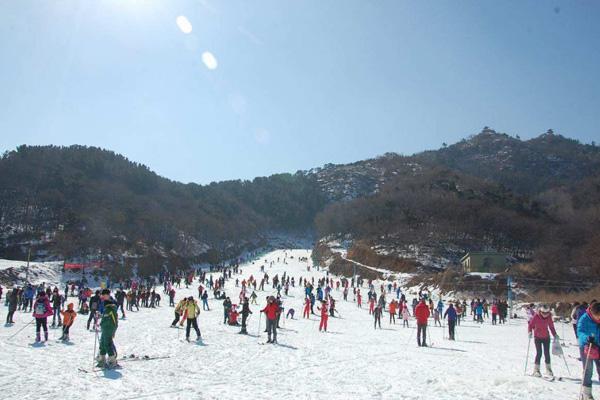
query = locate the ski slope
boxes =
[0,249,586,400]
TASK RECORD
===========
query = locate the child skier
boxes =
[402,303,410,327]
[433,309,441,327]
[528,304,558,378]
[59,303,76,341]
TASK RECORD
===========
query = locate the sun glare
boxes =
[176,15,192,34]
[202,51,218,70]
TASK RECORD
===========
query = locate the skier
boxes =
[286,308,295,319]
[303,297,310,319]
[357,290,362,308]
[223,297,232,324]
[116,289,126,319]
[261,296,280,344]
[5,287,18,324]
[491,301,498,325]
[87,290,101,330]
[239,297,252,334]
[415,299,430,347]
[184,296,201,342]
[577,301,600,400]
[389,299,397,324]
[443,303,458,340]
[433,309,441,327]
[317,300,329,332]
[32,291,53,342]
[201,291,209,311]
[50,288,62,327]
[59,303,76,341]
[96,289,119,368]
[373,304,382,329]
[528,304,558,378]
[171,298,187,327]
[402,303,410,327]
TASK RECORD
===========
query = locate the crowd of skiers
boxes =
[4,251,600,400]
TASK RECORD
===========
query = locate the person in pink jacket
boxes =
[32,291,53,342]
[528,304,558,377]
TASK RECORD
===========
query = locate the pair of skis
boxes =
[78,354,171,373]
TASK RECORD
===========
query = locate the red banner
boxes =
[64,263,85,270]
[64,261,104,270]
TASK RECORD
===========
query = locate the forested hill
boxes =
[1,128,599,280]
[0,145,326,263]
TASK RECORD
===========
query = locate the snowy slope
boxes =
[0,259,64,286]
[0,249,585,400]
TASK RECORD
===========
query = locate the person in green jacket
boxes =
[97,289,119,368]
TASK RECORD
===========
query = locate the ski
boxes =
[120,355,170,362]
[528,374,557,382]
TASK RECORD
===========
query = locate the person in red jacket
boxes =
[261,296,280,344]
[317,300,329,332]
[303,297,310,319]
[389,299,398,324]
[528,304,558,377]
[415,299,431,347]
[357,290,362,308]
[491,302,499,325]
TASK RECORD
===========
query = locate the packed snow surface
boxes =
[0,250,586,399]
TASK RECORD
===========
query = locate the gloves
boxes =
[588,336,595,344]
[528,332,533,339]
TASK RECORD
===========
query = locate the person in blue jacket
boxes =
[475,302,484,323]
[23,285,35,312]
[316,286,323,302]
[577,302,600,400]
[443,303,458,340]
[437,299,444,316]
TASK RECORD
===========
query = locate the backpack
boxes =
[34,301,47,315]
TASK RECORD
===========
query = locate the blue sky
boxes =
[1,1,599,183]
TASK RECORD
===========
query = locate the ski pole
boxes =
[7,318,35,340]
[92,325,99,370]
[524,335,532,376]
[560,351,571,376]
[580,343,593,399]
[257,312,262,337]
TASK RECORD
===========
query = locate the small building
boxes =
[460,252,510,273]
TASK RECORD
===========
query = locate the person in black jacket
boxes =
[239,297,252,334]
[6,287,18,324]
[87,291,101,330]
[223,297,232,324]
[115,289,126,318]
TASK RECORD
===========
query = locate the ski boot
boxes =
[107,355,119,369]
[581,387,594,400]
[95,355,106,368]
[35,333,41,343]
[532,364,542,377]
[545,364,554,378]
